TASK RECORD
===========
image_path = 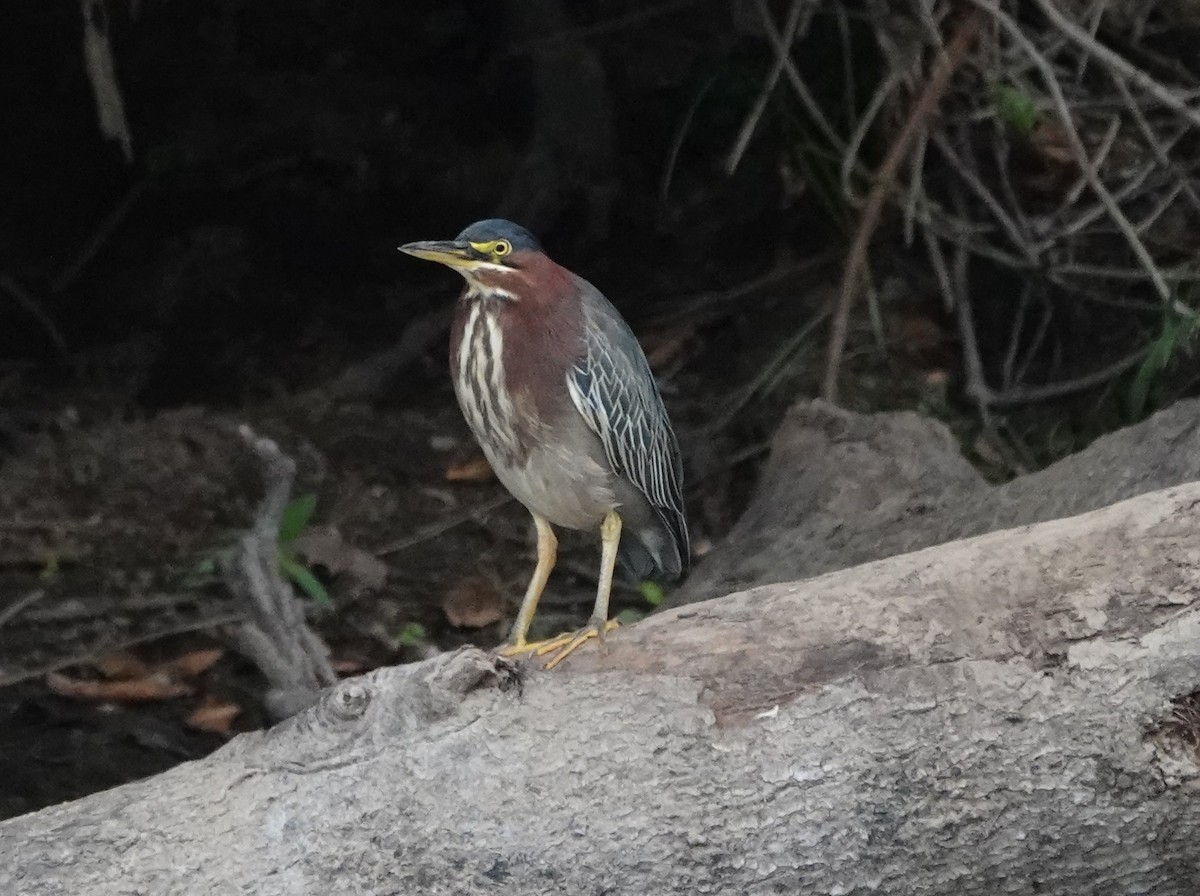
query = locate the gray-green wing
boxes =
[566,283,689,575]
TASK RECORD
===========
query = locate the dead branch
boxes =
[0,275,69,360]
[822,9,985,403]
[764,0,1200,409]
[0,590,46,631]
[1026,0,1200,130]
[725,0,818,174]
[981,0,1173,303]
[755,0,852,156]
[80,0,133,163]
[375,493,514,557]
[50,176,150,295]
[311,304,449,402]
[222,426,336,720]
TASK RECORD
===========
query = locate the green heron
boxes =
[399,219,688,668]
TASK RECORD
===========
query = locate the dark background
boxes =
[1,0,848,410]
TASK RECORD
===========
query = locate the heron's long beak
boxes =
[398,239,479,269]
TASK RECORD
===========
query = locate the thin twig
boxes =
[0,274,70,360]
[923,226,958,314]
[0,590,46,630]
[1072,0,1110,84]
[751,0,850,156]
[316,304,450,401]
[726,0,812,174]
[840,70,904,208]
[822,9,985,402]
[51,176,150,295]
[919,202,1034,268]
[1059,113,1121,208]
[1001,284,1034,390]
[981,343,1151,405]
[993,125,1035,247]
[659,74,718,211]
[982,1,1173,303]
[1137,180,1185,235]
[932,129,1038,263]
[1024,0,1200,131]
[1049,155,1166,247]
[934,186,1154,408]
[1113,75,1200,215]
[708,307,831,433]
[902,127,929,246]
[1049,262,1199,282]
[945,191,994,424]
[836,2,857,122]
[375,493,514,557]
[644,252,838,328]
[1014,300,1053,387]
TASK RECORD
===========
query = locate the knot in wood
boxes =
[328,682,371,721]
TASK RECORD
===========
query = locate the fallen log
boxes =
[3,482,1198,895]
[675,398,1200,605]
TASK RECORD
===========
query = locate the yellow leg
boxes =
[541,510,622,670]
[498,514,556,653]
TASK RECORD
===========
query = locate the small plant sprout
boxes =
[277,493,333,609]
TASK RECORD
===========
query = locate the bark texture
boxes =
[3,478,1198,895]
[672,398,1200,605]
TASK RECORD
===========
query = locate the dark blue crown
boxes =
[455,219,543,252]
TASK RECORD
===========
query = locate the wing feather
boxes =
[566,283,689,575]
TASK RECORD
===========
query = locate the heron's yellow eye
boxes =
[493,239,512,258]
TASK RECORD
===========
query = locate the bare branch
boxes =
[750,0,850,157]
[725,0,815,174]
[223,426,336,720]
[975,0,1174,303]
[80,0,133,162]
[0,274,69,360]
[1026,0,1200,131]
[822,10,985,403]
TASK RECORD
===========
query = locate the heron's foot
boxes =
[538,616,620,670]
[497,617,619,670]
[496,635,570,659]
[499,618,619,671]
[497,639,538,658]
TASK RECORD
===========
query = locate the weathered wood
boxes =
[674,398,1200,605]
[3,480,1198,895]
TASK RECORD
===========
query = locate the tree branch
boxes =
[822,9,984,402]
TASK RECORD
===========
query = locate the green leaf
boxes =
[39,552,60,582]
[396,622,428,648]
[994,84,1040,136]
[1129,317,1182,418]
[639,580,665,607]
[279,493,317,545]
[280,556,333,609]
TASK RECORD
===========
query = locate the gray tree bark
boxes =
[3,478,1198,895]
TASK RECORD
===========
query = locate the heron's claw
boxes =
[498,617,620,670]
[539,617,619,670]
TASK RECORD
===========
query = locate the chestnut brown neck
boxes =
[449,252,586,435]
